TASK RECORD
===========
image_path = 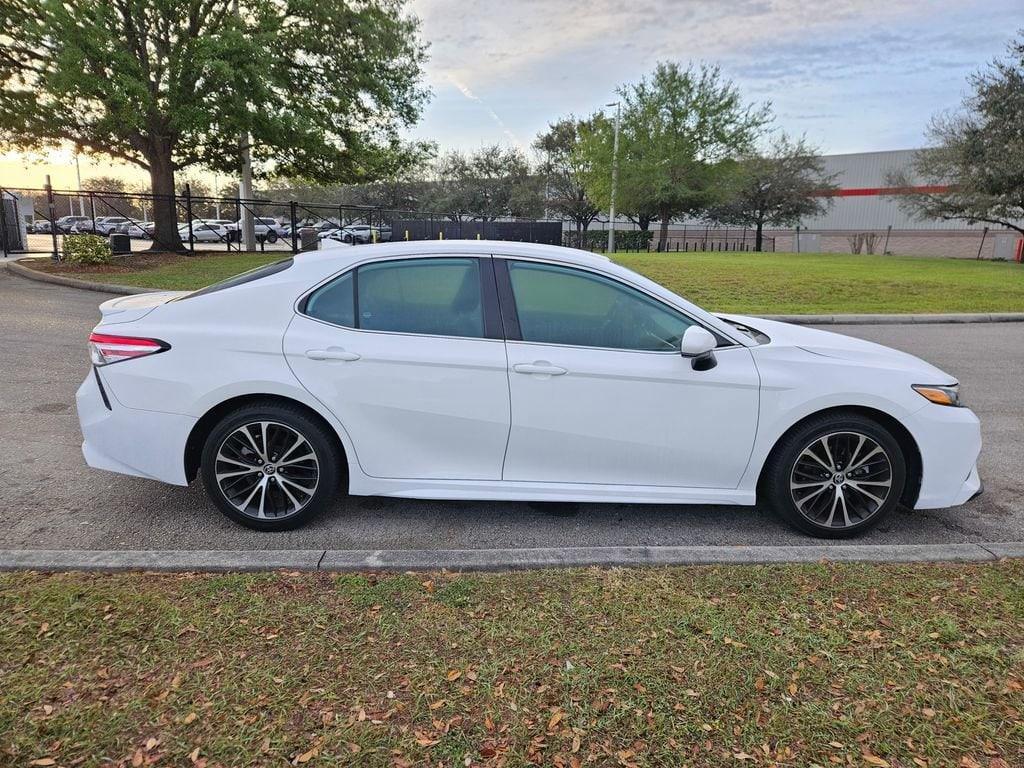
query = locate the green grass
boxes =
[30,249,1024,314]
[612,251,1024,314]
[107,251,285,291]
[2,563,1023,767]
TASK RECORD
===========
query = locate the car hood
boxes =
[718,313,956,383]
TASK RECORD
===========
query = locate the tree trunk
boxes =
[755,220,764,252]
[658,207,670,252]
[147,147,185,252]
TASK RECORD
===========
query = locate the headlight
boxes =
[912,383,962,407]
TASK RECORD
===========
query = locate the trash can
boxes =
[299,227,319,252]
[109,233,131,255]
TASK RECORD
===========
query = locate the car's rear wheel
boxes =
[265,230,278,243]
[764,413,906,538]
[200,402,341,531]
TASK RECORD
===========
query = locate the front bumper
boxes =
[76,369,196,486]
[907,402,983,510]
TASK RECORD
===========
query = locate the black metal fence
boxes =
[0,184,564,260]
[1,183,771,260]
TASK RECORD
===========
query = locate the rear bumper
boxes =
[908,403,983,510]
[76,370,195,486]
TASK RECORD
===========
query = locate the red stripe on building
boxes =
[814,185,950,197]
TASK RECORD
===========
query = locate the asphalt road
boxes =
[2,267,1021,551]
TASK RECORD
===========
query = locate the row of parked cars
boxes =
[32,215,392,245]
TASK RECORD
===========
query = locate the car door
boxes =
[284,255,511,481]
[497,258,760,489]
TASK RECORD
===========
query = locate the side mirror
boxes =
[680,326,718,371]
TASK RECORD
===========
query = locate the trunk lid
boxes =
[97,291,188,325]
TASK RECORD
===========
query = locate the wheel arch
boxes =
[757,405,923,508]
[184,393,349,488]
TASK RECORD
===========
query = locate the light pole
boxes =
[73,151,84,217]
[606,101,620,253]
[233,0,255,251]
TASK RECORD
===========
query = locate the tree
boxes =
[0,0,429,251]
[579,62,770,250]
[888,33,1024,236]
[707,134,837,251]
[427,145,543,220]
[535,117,600,246]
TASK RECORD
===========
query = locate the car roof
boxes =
[301,239,610,269]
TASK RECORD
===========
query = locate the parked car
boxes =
[76,240,982,536]
[32,219,53,234]
[330,223,392,244]
[113,220,153,238]
[224,216,286,243]
[179,219,233,243]
[53,215,91,234]
[284,220,340,239]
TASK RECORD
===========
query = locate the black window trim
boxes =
[298,254,503,342]
[492,256,738,353]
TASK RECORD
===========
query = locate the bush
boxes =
[63,234,113,264]
[566,229,655,251]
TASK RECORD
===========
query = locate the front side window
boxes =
[304,257,485,339]
[507,260,693,351]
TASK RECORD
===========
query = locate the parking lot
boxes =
[1,266,1021,552]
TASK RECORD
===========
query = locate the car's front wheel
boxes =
[200,402,341,531]
[764,413,906,538]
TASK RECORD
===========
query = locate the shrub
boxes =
[566,229,655,251]
[63,234,112,264]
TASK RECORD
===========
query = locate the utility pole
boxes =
[233,0,255,250]
[74,151,84,217]
[606,101,620,253]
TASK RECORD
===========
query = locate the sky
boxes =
[1,0,1017,188]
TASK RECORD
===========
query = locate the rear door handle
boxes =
[306,348,360,362]
[513,362,567,376]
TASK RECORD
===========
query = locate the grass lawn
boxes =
[2,563,1022,767]
[21,249,1024,314]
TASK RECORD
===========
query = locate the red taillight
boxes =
[88,332,168,365]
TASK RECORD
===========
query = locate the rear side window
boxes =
[304,257,484,339]
[177,257,293,301]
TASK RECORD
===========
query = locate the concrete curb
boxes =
[3,259,158,295]
[1,543,1021,572]
[763,312,1024,325]
[6,259,1023,325]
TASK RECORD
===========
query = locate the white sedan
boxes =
[76,241,982,537]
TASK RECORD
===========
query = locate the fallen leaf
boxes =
[29,760,56,767]
[863,755,890,767]
[295,746,319,763]
[548,710,564,730]
[446,669,462,681]
[922,708,936,719]
[183,712,198,724]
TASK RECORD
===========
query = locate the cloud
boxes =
[445,74,526,150]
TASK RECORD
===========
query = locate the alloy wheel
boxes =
[214,421,319,520]
[789,431,893,530]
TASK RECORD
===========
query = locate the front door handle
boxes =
[513,362,567,376]
[306,348,360,362]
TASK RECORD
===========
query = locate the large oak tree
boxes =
[0,0,429,251]
[889,33,1024,236]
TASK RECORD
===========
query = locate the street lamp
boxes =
[606,101,620,253]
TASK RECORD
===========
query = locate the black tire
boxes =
[265,230,278,243]
[200,401,342,531]
[762,412,906,538]
[343,233,353,244]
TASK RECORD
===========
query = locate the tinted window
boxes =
[305,271,354,327]
[358,258,483,338]
[508,261,693,351]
